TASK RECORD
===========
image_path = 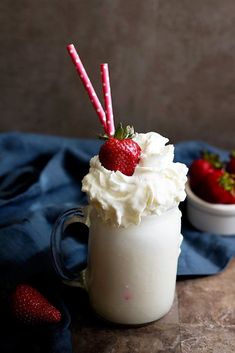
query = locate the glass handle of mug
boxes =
[51,207,88,289]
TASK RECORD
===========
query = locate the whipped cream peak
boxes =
[82,132,188,227]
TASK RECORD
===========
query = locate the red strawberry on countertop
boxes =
[226,150,235,174]
[11,283,61,325]
[99,123,141,176]
[196,169,235,204]
[189,150,223,190]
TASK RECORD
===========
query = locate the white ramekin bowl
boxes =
[185,182,235,235]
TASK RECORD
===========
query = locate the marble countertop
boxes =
[72,258,235,353]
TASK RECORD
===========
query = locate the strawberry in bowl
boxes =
[205,170,235,204]
[188,151,223,191]
[188,150,235,205]
[186,150,235,235]
[196,169,235,204]
[226,150,235,174]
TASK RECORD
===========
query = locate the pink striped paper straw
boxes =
[101,64,115,136]
[67,44,107,133]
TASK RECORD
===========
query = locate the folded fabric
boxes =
[0,132,101,353]
[0,132,234,353]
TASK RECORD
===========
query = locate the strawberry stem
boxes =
[219,172,235,193]
[99,123,136,140]
[114,123,135,139]
[202,150,223,169]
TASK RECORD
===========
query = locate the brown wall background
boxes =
[1,0,235,149]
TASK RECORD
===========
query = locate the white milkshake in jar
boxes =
[82,130,188,325]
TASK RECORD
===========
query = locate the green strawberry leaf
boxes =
[99,123,136,140]
[202,150,223,169]
[219,172,235,193]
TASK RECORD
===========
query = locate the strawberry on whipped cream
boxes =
[82,132,188,227]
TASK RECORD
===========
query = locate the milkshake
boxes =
[81,131,188,324]
[51,44,188,325]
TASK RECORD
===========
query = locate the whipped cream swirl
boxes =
[82,132,188,227]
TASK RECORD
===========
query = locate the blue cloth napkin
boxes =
[0,132,234,352]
